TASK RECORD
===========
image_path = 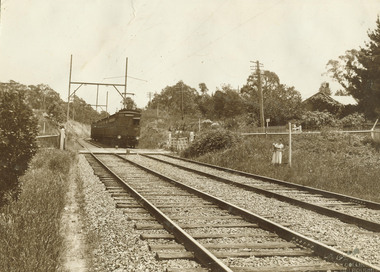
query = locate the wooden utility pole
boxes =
[250,61,265,128]
[181,83,184,120]
[147,92,153,103]
[288,122,292,167]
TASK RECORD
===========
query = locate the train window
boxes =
[133,118,140,126]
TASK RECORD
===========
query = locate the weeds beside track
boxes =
[0,149,73,271]
[192,132,380,202]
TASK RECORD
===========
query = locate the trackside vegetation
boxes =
[185,131,380,202]
[0,85,38,205]
[0,149,73,271]
[182,129,240,157]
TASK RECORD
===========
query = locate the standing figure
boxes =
[272,142,284,165]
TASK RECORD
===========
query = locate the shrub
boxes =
[299,111,340,130]
[30,149,72,175]
[0,84,38,205]
[182,129,240,157]
[340,113,365,129]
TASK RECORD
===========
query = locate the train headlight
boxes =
[136,136,139,140]
[117,135,121,139]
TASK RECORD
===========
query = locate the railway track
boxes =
[82,150,379,272]
[142,154,380,232]
[124,153,380,265]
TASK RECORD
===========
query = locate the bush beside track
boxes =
[0,149,74,271]
[182,129,240,157]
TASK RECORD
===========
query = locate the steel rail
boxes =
[114,153,380,272]
[162,154,380,210]
[142,154,380,232]
[84,139,106,148]
[89,153,233,272]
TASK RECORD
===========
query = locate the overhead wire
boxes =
[146,0,283,85]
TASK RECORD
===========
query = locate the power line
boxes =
[103,75,148,82]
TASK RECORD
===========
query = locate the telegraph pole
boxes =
[250,61,265,128]
[181,83,184,120]
[147,92,153,103]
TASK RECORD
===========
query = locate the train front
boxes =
[116,109,141,148]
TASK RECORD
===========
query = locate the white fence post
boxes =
[60,128,66,150]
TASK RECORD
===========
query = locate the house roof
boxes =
[303,92,357,105]
[330,95,357,105]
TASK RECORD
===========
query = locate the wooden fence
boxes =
[36,134,60,148]
[169,137,189,151]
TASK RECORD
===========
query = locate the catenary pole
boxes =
[67,54,73,122]
[124,57,128,108]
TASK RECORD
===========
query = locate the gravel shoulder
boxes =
[77,154,172,272]
[60,166,87,272]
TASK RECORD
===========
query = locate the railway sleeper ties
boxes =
[82,153,374,271]
[90,164,329,271]
[162,154,380,210]
[88,153,233,272]
[81,150,380,271]
[141,154,380,233]
[114,154,380,272]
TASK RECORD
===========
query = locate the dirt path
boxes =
[60,169,87,272]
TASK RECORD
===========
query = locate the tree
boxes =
[149,81,199,118]
[240,70,302,125]
[0,82,38,205]
[318,82,332,96]
[326,17,380,118]
[123,97,137,110]
[69,96,101,124]
[325,49,359,92]
[196,84,212,117]
[212,85,244,118]
[199,83,209,95]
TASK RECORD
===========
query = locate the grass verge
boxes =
[191,132,380,202]
[0,149,73,271]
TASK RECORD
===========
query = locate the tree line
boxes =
[147,17,380,128]
[147,71,302,127]
[0,81,107,125]
[0,81,106,205]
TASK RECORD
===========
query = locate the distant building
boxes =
[302,92,357,115]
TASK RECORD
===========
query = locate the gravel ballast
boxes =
[125,154,380,267]
[77,154,201,271]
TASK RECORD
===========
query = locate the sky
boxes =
[1,0,380,113]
